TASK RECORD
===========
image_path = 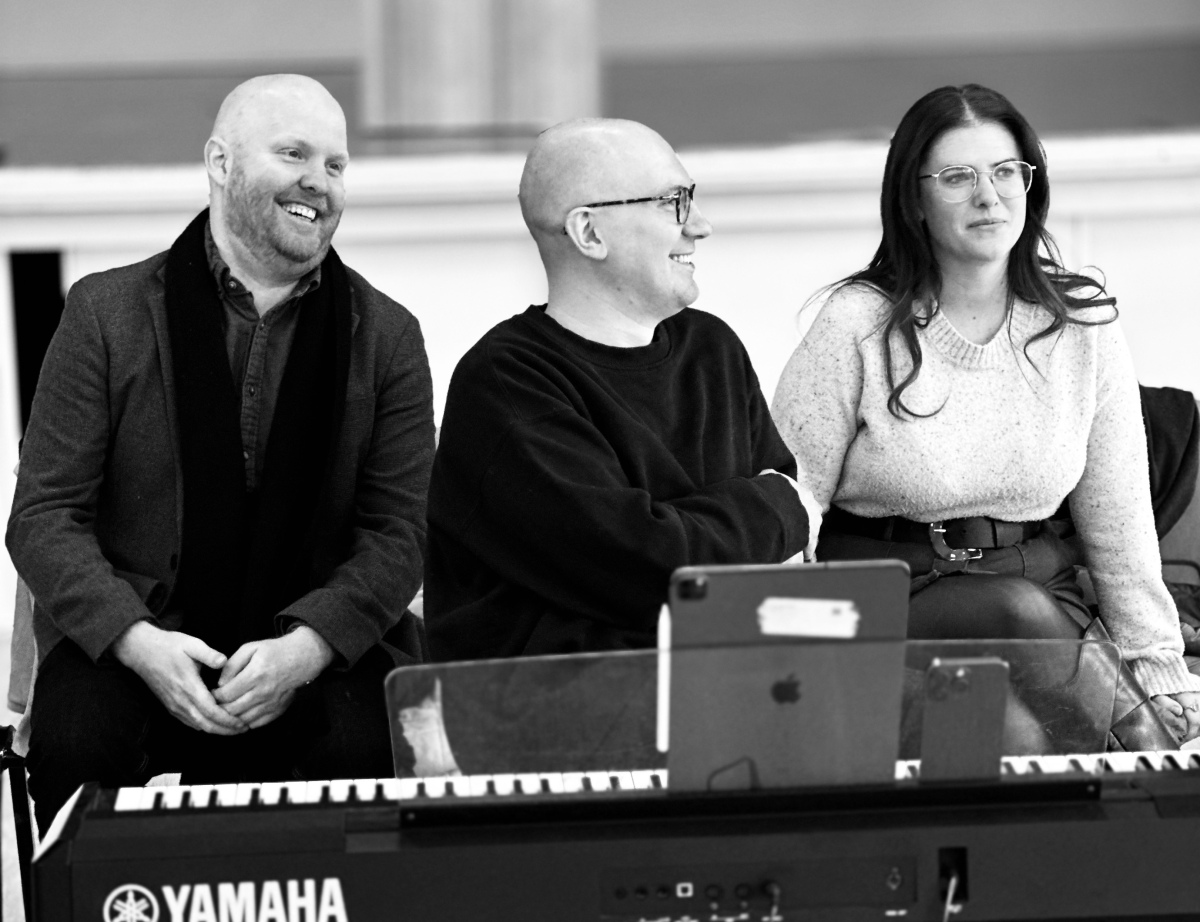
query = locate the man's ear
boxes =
[205,137,232,187]
[563,208,608,261]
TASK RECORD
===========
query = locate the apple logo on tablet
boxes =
[771,673,801,704]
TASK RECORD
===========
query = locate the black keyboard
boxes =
[36,753,1200,922]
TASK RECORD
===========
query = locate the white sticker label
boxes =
[757,597,860,638]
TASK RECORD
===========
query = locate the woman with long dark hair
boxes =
[772,84,1200,748]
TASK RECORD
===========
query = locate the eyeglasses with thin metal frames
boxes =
[568,184,696,228]
[918,161,1036,204]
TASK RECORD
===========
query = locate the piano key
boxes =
[282,781,309,805]
[235,784,258,807]
[538,773,565,794]
[491,774,516,796]
[586,772,613,792]
[894,761,917,781]
[187,785,214,809]
[562,772,587,794]
[468,775,493,797]
[160,786,187,810]
[515,773,541,795]
[304,780,329,804]
[1103,753,1139,773]
[353,779,380,802]
[114,788,145,812]
[380,778,406,800]
[394,778,420,800]
[632,770,659,790]
[215,784,239,807]
[610,771,635,791]
[422,777,449,798]
[329,780,352,803]
[138,788,161,810]
[651,770,668,788]
[447,776,472,797]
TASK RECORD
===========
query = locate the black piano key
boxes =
[540,777,551,794]
[486,779,497,795]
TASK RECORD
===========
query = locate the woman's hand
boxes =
[1150,692,1200,743]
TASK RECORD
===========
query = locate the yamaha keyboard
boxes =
[35,752,1200,922]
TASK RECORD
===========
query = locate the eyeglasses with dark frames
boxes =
[571,184,696,226]
[919,161,1036,204]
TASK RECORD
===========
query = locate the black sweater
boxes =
[425,305,809,660]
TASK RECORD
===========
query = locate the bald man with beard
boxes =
[8,75,435,828]
[425,119,819,661]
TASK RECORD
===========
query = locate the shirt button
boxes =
[243,451,249,460]
[248,385,256,396]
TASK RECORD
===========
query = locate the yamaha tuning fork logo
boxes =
[103,885,159,922]
[102,879,349,922]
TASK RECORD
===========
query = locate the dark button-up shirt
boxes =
[204,222,321,490]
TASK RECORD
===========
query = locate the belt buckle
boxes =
[929,521,983,562]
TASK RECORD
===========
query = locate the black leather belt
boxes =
[824,506,1042,562]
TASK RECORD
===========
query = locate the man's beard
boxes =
[224,162,339,272]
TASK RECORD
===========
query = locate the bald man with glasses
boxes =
[424,118,819,662]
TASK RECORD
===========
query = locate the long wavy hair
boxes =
[840,84,1116,418]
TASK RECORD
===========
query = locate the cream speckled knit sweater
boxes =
[771,284,1200,697]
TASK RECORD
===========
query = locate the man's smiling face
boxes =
[222,89,348,276]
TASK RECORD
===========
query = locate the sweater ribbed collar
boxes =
[520,304,675,369]
[923,299,1044,370]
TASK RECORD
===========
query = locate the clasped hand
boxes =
[113,621,334,735]
[1152,691,1200,744]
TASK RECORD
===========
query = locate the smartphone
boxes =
[919,656,1009,781]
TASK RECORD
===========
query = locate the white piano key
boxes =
[514,773,542,794]
[468,775,493,797]
[393,778,420,800]
[610,771,635,791]
[631,770,657,790]
[446,776,472,797]
[1001,756,1036,776]
[491,774,516,795]
[894,760,919,781]
[1102,752,1139,773]
[114,788,145,812]
[138,788,161,810]
[379,778,406,800]
[353,779,380,802]
[257,783,282,806]
[283,781,309,804]
[562,772,587,794]
[214,784,238,807]
[328,780,352,803]
[304,780,328,804]
[586,772,613,792]
[537,773,564,794]
[1065,754,1102,774]
[187,785,214,808]
[1030,755,1074,774]
[650,769,668,789]
[422,777,449,798]
[235,784,258,806]
[160,786,186,809]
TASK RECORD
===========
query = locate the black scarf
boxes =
[165,209,351,655]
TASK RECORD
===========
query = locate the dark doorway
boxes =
[9,251,66,433]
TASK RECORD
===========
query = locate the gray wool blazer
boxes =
[6,248,435,669]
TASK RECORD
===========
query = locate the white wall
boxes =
[5,0,1200,73]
